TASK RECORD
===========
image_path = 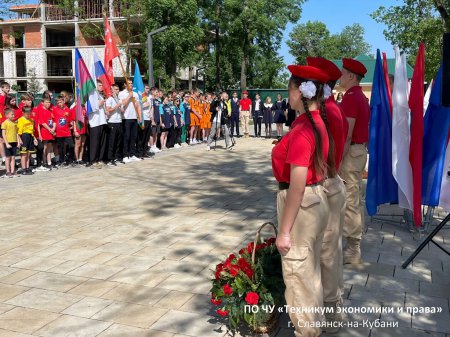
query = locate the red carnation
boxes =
[267,237,276,245]
[226,254,236,263]
[247,242,254,254]
[239,248,245,255]
[245,292,259,305]
[256,243,267,250]
[229,265,240,277]
[223,283,233,295]
[224,260,232,269]
[237,257,249,269]
[217,309,229,317]
[215,263,224,279]
[211,298,222,305]
[244,268,254,279]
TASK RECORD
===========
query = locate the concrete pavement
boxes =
[0,136,448,337]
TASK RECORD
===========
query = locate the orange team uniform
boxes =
[204,101,212,129]
[189,97,201,126]
[200,100,211,129]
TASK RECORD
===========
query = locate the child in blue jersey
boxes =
[172,97,183,148]
[159,96,172,150]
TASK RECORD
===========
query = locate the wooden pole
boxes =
[117,55,143,127]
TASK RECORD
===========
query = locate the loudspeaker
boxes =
[442,33,450,106]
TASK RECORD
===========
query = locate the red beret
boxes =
[306,57,342,82]
[342,58,367,77]
[242,90,248,95]
[287,65,330,83]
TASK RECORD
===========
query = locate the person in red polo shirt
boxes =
[239,91,252,138]
[54,95,74,166]
[339,58,370,265]
[307,56,348,332]
[273,65,331,337]
[0,82,10,165]
[38,97,56,169]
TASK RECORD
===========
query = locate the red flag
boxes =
[408,42,425,227]
[382,52,393,114]
[104,17,120,84]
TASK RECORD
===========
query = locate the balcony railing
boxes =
[47,68,72,76]
[45,6,74,21]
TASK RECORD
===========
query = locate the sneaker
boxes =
[122,157,131,163]
[130,156,141,162]
[7,172,13,178]
[13,172,21,177]
[152,147,161,153]
[206,145,210,151]
[116,159,126,164]
[36,165,50,172]
[174,144,181,149]
[181,142,189,147]
[107,161,117,167]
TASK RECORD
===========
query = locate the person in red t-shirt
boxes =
[30,103,47,171]
[307,57,348,330]
[0,81,10,164]
[339,58,370,265]
[239,91,252,138]
[71,102,88,165]
[272,65,331,337]
[54,95,74,166]
[38,97,56,168]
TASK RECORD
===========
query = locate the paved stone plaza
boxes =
[0,137,449,337]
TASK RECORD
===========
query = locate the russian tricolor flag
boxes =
[92,49,112,98]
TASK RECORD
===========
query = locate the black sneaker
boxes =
[116,160,126,165]
[107,160,117,166]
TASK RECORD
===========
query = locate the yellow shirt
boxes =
[1,119,18,143]
[17,116,34,135]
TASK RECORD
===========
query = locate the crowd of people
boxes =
[0,79,299,178]
[273,56,369,336]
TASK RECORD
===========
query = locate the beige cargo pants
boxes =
[321,176,346,303]
[340,144,368,239]
[277,185,329,337]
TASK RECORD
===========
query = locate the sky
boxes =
[280,0,400,64]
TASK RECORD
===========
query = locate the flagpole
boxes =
[117,51,143,128]
[103,14,143,128]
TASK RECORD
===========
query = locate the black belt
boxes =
[278,181,323,190]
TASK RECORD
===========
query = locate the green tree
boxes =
[143,0,204,89]
[222,0,304,89]
[338,24,371,57]
[27,69,42,95]
[288,21,371,65]
[371,0,450,81]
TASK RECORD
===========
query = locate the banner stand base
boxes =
[401,213,450,269]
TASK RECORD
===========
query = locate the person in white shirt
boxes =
[118,79,142,163]
[88,80,108,168]
[105,84,123,165]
